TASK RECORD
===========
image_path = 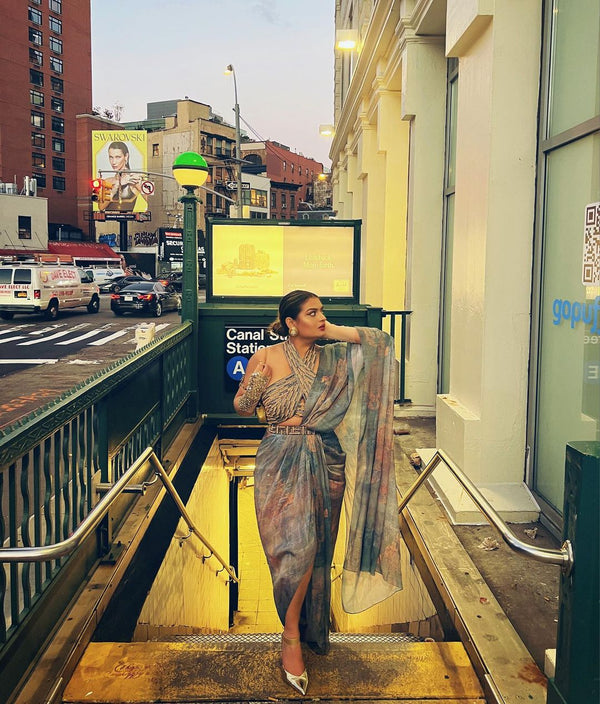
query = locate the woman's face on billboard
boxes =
[108,147,127,172]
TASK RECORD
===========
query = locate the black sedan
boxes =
[98,275,148,294]
[110,282,181,317]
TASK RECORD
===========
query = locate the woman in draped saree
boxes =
[233,290,403,695]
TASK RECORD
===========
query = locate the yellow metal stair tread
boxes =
[63,640,484,702]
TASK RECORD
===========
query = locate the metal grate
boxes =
[166,631,427,644]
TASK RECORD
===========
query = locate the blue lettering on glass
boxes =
[552,295,600,333]
[226,355,247,381]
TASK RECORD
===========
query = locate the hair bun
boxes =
[269,318,287,337]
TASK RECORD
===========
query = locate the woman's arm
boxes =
[323,321,361,343]
[233,350,271,416]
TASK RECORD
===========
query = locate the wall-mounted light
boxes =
[335,29,358,50]
[319,124,335,137]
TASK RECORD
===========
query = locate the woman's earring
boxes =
[289,326,298,337]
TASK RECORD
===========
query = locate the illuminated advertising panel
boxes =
[207,220,360,302]
[91,130,148,213]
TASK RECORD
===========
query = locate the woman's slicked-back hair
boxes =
[108,141,131,169]
[269,289,317,337]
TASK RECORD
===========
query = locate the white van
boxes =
[84,266,126,286]
[0,264,100,320]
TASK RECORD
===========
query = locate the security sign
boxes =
[141,180,155,196]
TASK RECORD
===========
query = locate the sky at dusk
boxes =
[91,0,336,167]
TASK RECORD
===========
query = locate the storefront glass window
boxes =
[535,134,600,510]
[548,0,600,137]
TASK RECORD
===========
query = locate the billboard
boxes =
[207,220,360,302]
[92,131,148,213]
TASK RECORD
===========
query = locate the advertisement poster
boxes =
[92,130,148,213]
[211,224,355,298]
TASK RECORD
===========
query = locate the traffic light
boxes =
[91,178,101,202]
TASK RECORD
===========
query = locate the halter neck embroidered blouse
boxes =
[260,339,318,424]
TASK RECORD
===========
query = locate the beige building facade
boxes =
[330,0,600,530]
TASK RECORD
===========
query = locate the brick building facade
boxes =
[0,1,92,236]
[241,141,323,220]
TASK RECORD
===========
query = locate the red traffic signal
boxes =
[91,178,102,202]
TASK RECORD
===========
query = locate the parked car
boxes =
[98,275,148,294]
[110,282,181,317]
[156,272,206,291]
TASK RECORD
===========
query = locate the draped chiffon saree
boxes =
[253,327,403,654]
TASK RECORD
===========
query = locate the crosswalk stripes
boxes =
[0,322,174,369]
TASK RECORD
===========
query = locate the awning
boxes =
[47,242,121,261]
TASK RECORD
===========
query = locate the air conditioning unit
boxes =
[214,208,223,214]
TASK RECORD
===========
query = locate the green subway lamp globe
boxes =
[172,151,209,188]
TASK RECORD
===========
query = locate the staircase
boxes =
[62,632,485,703]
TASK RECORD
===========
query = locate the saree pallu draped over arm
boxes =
[253,327,403,654]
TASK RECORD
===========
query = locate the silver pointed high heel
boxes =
[282,634,309,695]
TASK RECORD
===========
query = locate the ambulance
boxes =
[0,264,100,320]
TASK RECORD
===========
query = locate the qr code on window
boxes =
[582,202,600,285]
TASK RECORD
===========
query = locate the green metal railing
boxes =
[382,309,412,404]
[0,323,193,658]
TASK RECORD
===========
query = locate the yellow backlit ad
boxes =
[212,225,284,296]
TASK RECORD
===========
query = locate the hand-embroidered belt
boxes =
[268,424,316,435]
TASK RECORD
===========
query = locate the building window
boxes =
[281,193,287,209]
[49,0,62,13]
[250,189,268,208]
[290,194,295,211]
[33,173,46,188]
[28,7,42,25]
[50,76,63,93]
[18,217,32,240]
[30,89,44,107]
[31,132,45,148]
[52,136,65,152]
[291,163,294,174]
[152,143,159,157]
[29,27,43,45]
[49,16,62,33]
[49,37,62,54]
[271,191,276,208]
[50,56,63,73]
[206,193,213,207]
[283,161,286,171]
[205,136,213,154]
[32,152,46,168]
[51,116,64,133]
[30,0,41,4]
[51,96,64,112]
[52,176,65,190]
[29,48,43,66]
[52,156,65,171]
[31,110,45,128]
[30,69,44,86]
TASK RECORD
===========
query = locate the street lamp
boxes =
[225,64,243,218]
[172,150,209,417]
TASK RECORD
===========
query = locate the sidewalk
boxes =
[393,415,559,670]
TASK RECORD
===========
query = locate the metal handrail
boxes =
[0,447,240,584]
[398,449,574,576]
